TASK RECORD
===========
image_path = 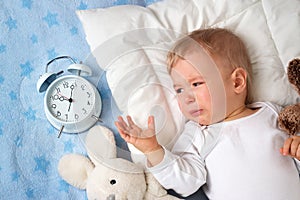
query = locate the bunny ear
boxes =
[145,172,168,197]
[58,154,94,190]
[85,125,117,164]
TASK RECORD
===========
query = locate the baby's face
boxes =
[170,58,229,125]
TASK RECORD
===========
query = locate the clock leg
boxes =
[57,125,65,138]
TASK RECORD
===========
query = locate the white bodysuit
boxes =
[148,102,300,199]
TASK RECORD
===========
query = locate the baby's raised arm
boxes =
[115,115,164,166]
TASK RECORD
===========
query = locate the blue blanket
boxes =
[0,0,160,199]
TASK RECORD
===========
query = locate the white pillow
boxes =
[77,0,300,162]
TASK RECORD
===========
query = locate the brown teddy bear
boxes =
[278,58,300,135]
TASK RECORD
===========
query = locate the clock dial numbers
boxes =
[62,81,69,88]
[74,82,94,115]
[55,87,61,93]
[47,77,95,123]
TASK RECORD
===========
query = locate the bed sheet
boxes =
[0,0,161,199]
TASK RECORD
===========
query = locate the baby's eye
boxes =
[175,88,184,94]
[192,82,204,87]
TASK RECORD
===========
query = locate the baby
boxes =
[115,28,300,199]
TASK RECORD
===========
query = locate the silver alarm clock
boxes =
[37,56,102,137]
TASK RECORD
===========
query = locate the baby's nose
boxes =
[184,90,195,104]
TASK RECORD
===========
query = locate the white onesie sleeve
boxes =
[147,121,217,197]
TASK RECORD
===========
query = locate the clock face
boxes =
[46,76,95,123]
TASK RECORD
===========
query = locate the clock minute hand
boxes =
[68,99,72,112]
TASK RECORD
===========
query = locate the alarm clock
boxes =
[37,56,102,137]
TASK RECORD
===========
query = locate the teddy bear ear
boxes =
[287,58,300,94]
[85,125,117,164]
[58,154,94,190]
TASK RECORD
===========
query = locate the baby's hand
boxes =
[280,135,300,160]
[115,115,161,154]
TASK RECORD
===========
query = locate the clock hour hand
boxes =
[68,86,74,112]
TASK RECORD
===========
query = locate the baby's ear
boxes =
[231,67,247,93]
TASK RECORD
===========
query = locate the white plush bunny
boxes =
[58,125,179,200]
